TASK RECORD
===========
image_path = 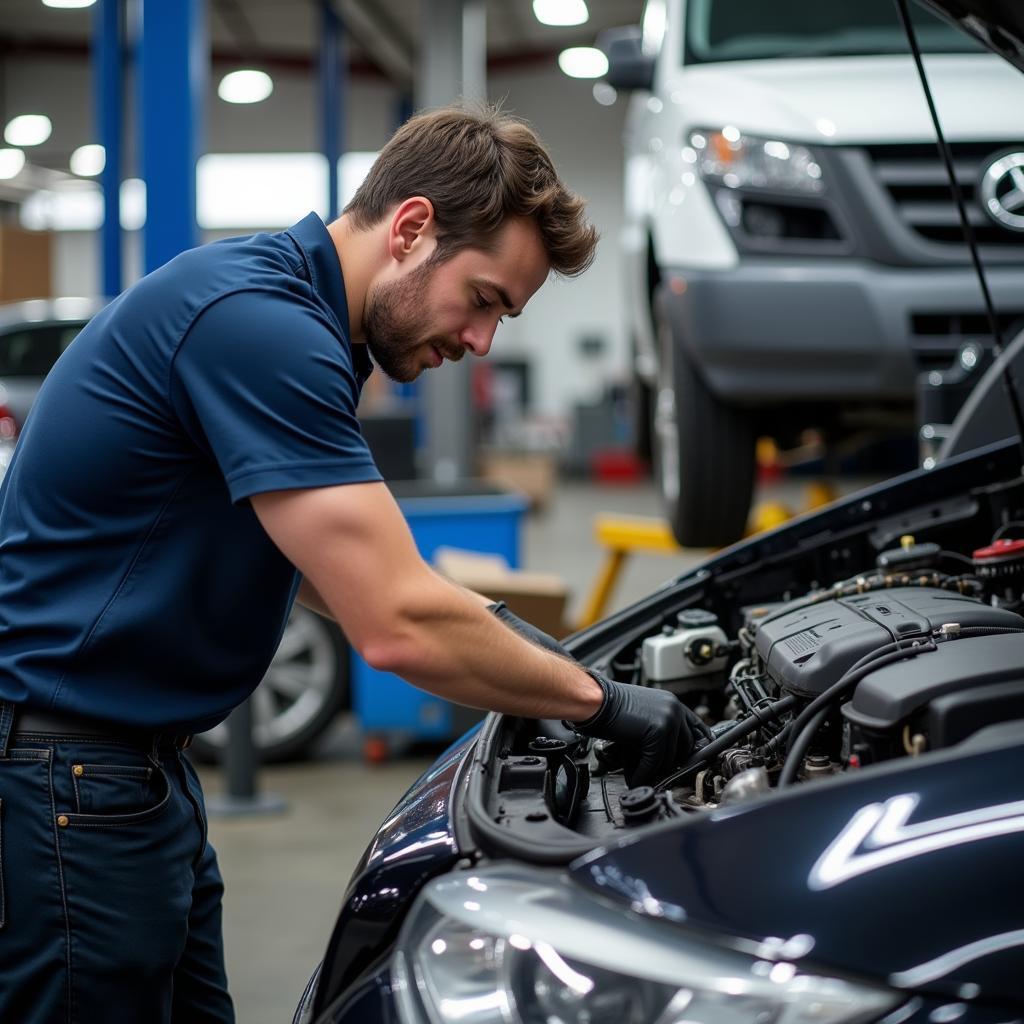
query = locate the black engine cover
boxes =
[753,587,1023,696]
[844,631,1024,738]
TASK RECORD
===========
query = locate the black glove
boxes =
[572,671,712,787]
[488,602,710,785]
[488,601,569,657]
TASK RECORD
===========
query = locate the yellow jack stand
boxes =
[577,481,838,630]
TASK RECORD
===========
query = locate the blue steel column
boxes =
[138,0,207,273]
[93,0,122,296]
[319,1,345,221]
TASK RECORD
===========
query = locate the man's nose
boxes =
[459,322,497,357]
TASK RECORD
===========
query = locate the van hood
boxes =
[670,53,1024,144]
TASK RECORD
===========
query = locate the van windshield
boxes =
[685,0,985,64]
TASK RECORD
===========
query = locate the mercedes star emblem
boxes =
[980,152,1024,232]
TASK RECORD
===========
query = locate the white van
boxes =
[606,0,1024,547]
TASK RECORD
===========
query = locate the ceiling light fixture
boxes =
[557,47,608,79]
[0,149,27,180]
[217,70,274,105]
[533,0,588,27]
[4,115,53,147]
[70,144,106,177]
[42,0,97,7]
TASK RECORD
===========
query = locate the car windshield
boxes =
[0,323,83,378]
[684,0,985,64]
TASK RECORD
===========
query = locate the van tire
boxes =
[651,289,756,548]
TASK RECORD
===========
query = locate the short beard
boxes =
[362,254,463,383]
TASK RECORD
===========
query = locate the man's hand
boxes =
[572,672,712,787]
[485,604,710,788]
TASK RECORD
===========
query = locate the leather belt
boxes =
[14,708,193,750]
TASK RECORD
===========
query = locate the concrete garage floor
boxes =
[198,475,873,1024]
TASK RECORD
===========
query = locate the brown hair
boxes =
[344,103,598,277]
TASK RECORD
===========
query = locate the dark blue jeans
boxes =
[0,707,234,1023]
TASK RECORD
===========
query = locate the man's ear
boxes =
[387,197,436,263]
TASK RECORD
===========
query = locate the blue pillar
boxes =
[395,94,414,129]
[138,0,207,273]
[93,0,122,296]
[319,1,345,221]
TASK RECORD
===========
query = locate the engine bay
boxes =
[472,473,1024,855]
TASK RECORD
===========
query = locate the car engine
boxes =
[481,531,1024,843]
[603,535,1024,820]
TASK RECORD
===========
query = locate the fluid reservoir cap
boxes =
[972,538,1024,578]
[677,608,718,629]
[972,538,1024,562]
[619,785,660,824]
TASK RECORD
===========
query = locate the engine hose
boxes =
[948,627,1024,637]
[778,639,938,787]
[777,706,831,788]
[655,694,797,791]
[762,640,903,759]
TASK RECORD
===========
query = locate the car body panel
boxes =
[312,727,479,1016]
[570,736,1024,1004]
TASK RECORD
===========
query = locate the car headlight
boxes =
[392,865,898,1024]
[688,128,825,194]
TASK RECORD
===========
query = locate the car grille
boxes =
[865,142,1024,248]
[909,309,1024,371]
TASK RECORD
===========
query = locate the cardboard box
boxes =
[0,226,52,302]
[479,451,557,510]
[434,546,571,640]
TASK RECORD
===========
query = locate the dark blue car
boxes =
[295,2,1024,1020]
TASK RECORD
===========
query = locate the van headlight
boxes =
[688,128,825,193]
[392,866,898,1024]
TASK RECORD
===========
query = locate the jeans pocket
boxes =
[64,755,170,828]
[72,762,155,815]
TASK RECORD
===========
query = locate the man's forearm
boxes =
[361,569,602,722]
[300,566,598,721]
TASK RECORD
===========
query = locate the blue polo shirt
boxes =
[0,213,381,732]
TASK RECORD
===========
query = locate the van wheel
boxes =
[651,289,756,548]
[190,606,349,763]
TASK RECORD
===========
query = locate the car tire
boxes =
[190,606,349,763]
[651,287,756,548]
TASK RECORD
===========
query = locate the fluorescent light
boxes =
[339,151,378,208]
[217,70,274,105]
[42,0,96,7]
[0,149,26,180]
[5,115,53,147]
[197,153,328,228]
[70,144,105,177]
[120,178,146,230]
[557,47,608,79]
[22,182,102,231]
[533,0,588,26]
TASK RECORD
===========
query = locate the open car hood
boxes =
[920,0,1024,73]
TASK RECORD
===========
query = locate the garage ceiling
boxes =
[1,0,642,74]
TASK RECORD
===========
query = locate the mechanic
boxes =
[0,104,705,1024]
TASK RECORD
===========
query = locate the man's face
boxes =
[363,216,550,383]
